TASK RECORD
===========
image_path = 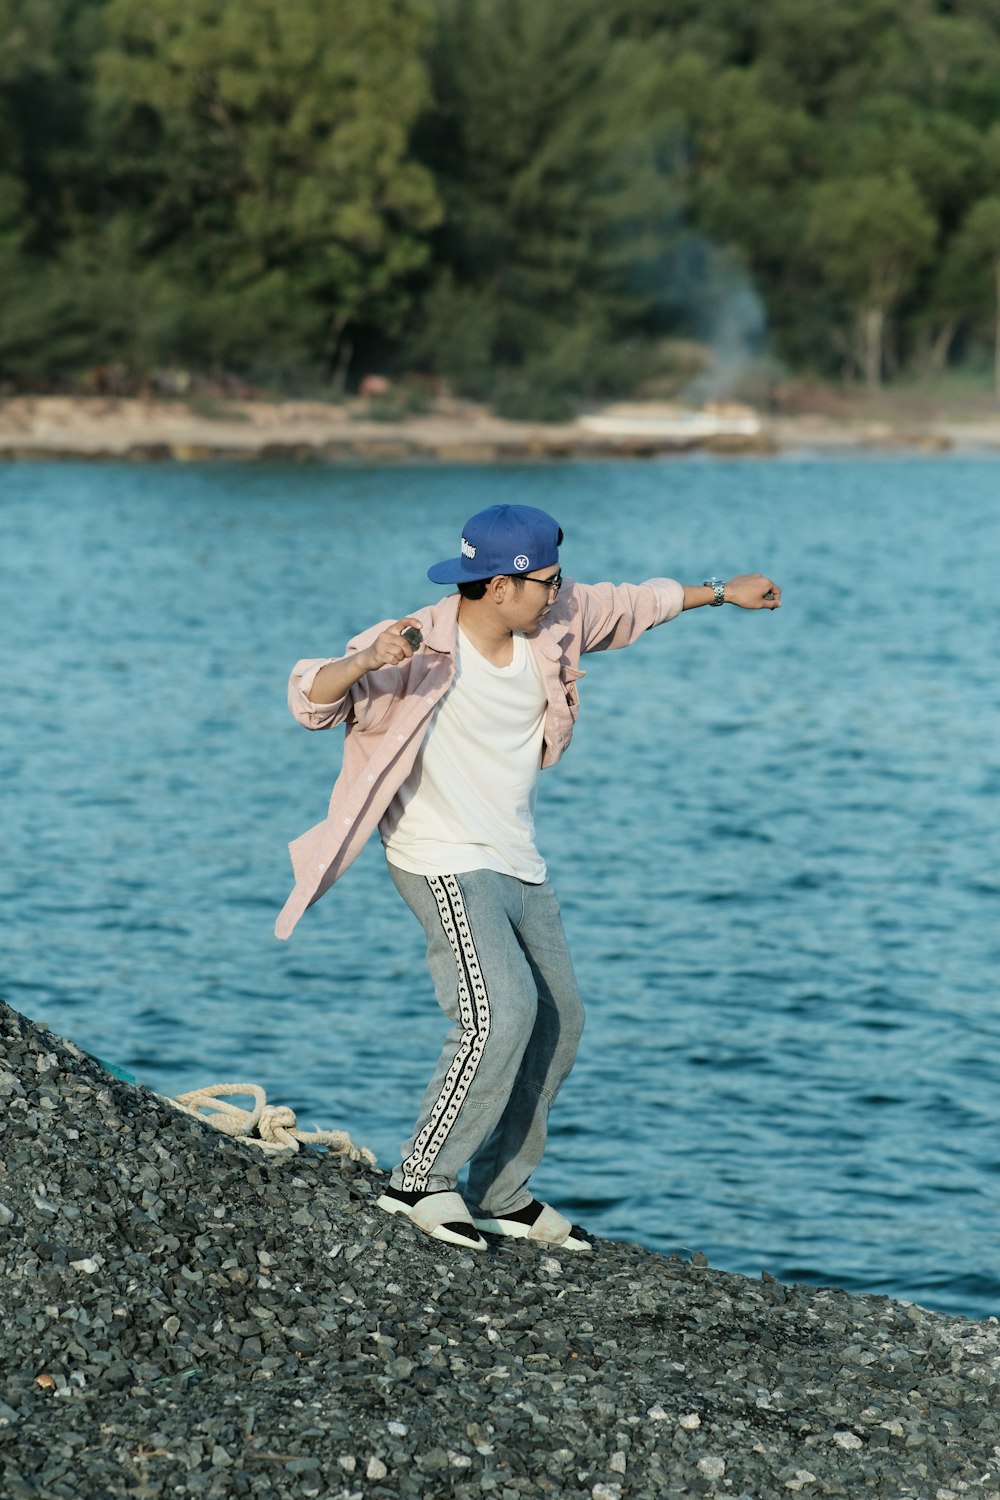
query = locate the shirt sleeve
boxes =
[576,578,685,654]
[287,657,355,730]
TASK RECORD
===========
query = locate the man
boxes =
[277,504,780,1253]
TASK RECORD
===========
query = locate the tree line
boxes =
[3,0,1000,412]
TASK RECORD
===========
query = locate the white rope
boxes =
[168,1083,376,1162]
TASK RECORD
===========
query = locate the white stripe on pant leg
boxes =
[401,875,492,1189]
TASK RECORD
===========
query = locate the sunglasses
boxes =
[516,569,563,595]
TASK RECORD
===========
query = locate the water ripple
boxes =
[2,457,999,1319]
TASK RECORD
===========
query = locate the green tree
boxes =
[809,97,984,377]
[828,98,984,232]
[4,0,1000,396]
[657,54,822,368]
[874,11,1000,132]
[413,0,684,412]
[806,172,936,388]
[0,0,112,382]
[0,0,105,247]
[95,0,441,384]
[946,197,1000,397]
[754,0,900,115]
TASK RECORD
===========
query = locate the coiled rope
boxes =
[169,1083,376,1162]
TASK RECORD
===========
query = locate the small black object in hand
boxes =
[401,626,423,650]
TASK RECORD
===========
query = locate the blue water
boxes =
[3,456,999,1321]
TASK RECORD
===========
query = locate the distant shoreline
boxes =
[2,394,1000,463]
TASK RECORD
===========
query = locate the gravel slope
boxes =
[2,998,998,1500]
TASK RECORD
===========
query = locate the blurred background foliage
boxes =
[3,0,1000,407]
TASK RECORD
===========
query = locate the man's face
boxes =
[498,566,561,631]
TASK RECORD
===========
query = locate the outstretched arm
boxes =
[682,574,781,611]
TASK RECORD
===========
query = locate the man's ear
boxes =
[487,574,507,601]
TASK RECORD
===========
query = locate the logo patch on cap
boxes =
[461,537,477,559]
[513,554,529,570]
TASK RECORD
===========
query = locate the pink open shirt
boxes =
[276,577,684,938]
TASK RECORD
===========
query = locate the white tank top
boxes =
[381,628,547,881]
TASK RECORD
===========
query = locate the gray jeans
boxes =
[387,865,585,1218]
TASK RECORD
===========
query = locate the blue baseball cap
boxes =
[427,504,561,585]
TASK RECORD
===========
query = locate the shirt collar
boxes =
[420,586,574,659]
[422,593,462,653]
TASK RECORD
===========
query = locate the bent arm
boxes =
[308,649,379,706]
[288,617,422,729]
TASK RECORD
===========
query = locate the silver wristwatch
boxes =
[703,577,726,606]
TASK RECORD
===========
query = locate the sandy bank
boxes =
[2,396,998,464]
[2,997,998,1499]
